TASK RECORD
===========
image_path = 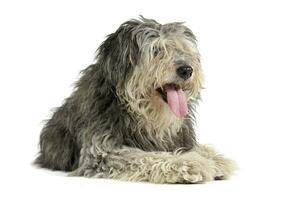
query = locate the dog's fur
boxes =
[35,17,236,183]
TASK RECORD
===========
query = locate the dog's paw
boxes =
[212,154,237,180]
[178,160,216,183]
[162,153,217,183]
[195,145,237,180]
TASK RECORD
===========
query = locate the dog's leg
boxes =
[194,145,237,180]
[71,145,223,183]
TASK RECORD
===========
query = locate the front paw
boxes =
[178,160,216,183]
[212,154,237,180]
[164,153,217,183]
[196,145,237,180]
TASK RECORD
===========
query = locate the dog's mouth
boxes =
[156,83,188,118]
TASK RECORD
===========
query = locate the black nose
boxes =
[176,66,193,80]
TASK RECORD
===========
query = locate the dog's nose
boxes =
[176,66,193,80]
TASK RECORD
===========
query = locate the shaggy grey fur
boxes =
[35,17,236,183]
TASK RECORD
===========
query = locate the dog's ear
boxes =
[96,20,141,85]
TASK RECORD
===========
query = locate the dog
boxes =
[35,17,236,183]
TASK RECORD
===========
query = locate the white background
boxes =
[0,0,300,199]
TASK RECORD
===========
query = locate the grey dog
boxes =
[35,17,236,183]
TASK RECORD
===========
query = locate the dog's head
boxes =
[97,17,203,131]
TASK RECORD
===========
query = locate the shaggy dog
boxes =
[35,17,236,183]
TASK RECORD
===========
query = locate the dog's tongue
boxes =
[165,85,188,118]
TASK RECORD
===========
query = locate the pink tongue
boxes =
[165,85,188,118]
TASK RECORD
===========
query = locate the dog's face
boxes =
[98,17,203,131]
